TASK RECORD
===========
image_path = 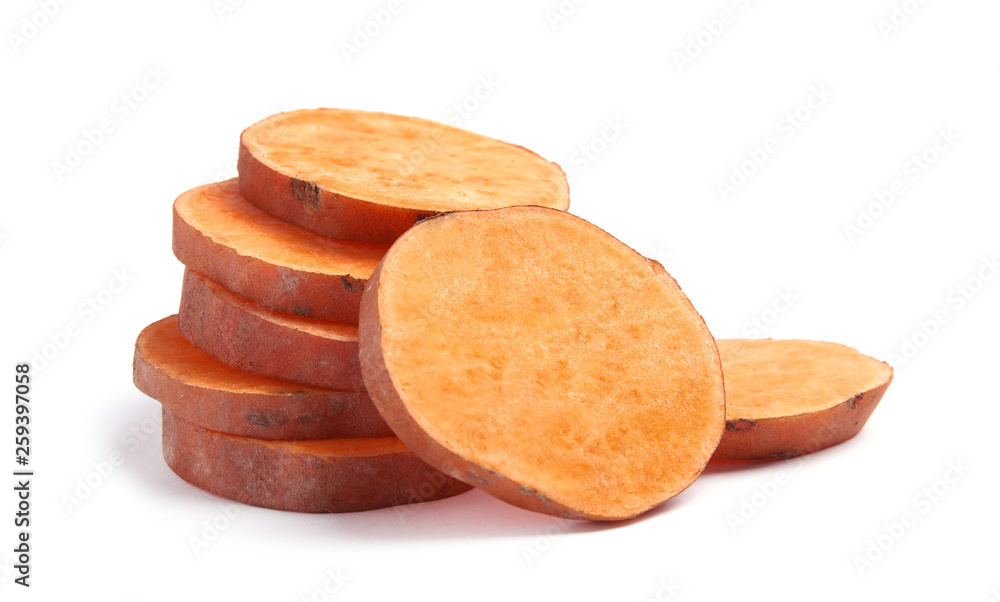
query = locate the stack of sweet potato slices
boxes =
[134,108,569,513]
[133,108,892,520]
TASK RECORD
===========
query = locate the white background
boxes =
[2,0,999,600]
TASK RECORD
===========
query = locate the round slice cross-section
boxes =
[713,339,892,460]
[238,108,571,243]
[359,207,726,521]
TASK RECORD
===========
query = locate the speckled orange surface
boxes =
[360,207,725,521]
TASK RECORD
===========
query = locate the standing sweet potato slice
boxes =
[172,179,388,322]
[359,207,726,521]
[178,269,364,391]
[713,339,893,460]
[134,316,391,439]
[238,108,571,243]
[162,409,472,513]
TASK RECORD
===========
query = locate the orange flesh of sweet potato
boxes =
[172,179,388,322]
[238,108,571,243]
[178,269,364,391]
[359,207,726,521]
[162,409,472,513]
[713,339,893,460]
[133,316,391,439]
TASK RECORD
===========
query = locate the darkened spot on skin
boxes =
[247,413,286,427]
[339,274,364,292]
[746,450,800,461]
[847,393,863,410]
[465,472,492,487]
[290,305,312,318]
[769,450,798,459]
[726,418,757,432]
[525,489,554,507]
[290,179,322,212]
[413,211,439,224]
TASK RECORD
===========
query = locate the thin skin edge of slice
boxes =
[171,190,369,323]
[177,269,365,391]
[712,372,893,460]
[359,211,726,521]
[133,316,392,440]
[239,140,442,244]
[161,409,473,513]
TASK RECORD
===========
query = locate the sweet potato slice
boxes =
[178,269,364,391]
[134,316,391,439]
[162,409,472,513]
[238,108,571,243]
[359,207,726,521]
[172,179,388,322]
[713,339,893,460]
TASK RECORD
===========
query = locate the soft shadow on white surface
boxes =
[110,395,212,502]
[324,486,689,542]
[700,457,796,476]
[136,474,690,543]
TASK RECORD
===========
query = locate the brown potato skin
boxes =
[712,375,893,460]
[172,205,366,323]
[162,410,472,513]
[178,269,365,391]
[238,141,440,244]
[133,317,391,440]
[360,261,598,521]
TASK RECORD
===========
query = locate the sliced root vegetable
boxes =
[359,207,726,521]
[238,108,571,243]
[713,339,893,460]
[134,316,391,439]
[162,409,472,513]
[179,269,364,391]
[172,179,388,322]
